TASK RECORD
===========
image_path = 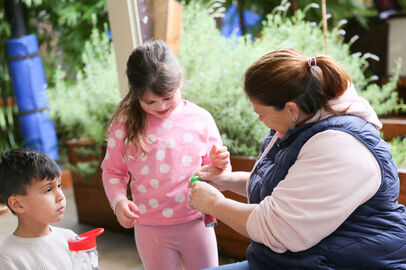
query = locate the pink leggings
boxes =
[134,218,218,270]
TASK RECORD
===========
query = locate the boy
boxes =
[0,148,76,269]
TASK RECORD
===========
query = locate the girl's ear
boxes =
[8,195,24,214]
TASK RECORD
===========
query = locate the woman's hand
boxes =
[188,181,225,215]
[210,145,230,170]
[115,199,140,228]
[195,165,231,187]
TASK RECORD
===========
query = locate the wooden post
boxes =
[321,0,328,55]
[146,0,183,55]
[106,0,142,97]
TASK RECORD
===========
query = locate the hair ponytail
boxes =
[244,48,352,119]
[314,55,351,100]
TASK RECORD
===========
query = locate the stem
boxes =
[238,0,246,36]
[321,0,328,54]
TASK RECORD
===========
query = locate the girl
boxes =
[101,40,229,270]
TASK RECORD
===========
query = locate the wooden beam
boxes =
[106,0,142,97]
[146,0,183,55]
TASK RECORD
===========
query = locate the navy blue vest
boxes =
[247,115,406,269]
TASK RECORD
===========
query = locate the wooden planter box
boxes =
[381,117,406,141]
[66,138,128,232]
[215,156,256,260]
[398,169,406,205]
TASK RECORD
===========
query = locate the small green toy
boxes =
[190,176,218,227]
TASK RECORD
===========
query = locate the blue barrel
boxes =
[6,34,59,161]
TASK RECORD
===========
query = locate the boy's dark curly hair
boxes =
[0,148,60,210]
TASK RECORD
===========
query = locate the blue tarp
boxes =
[6,34,59,161]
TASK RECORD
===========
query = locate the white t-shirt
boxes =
[0,226,76,270]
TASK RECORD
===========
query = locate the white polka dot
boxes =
[166,138,176,149]
[121,188,126,194]
[146,134,157,144]
[155,150,165,161]
[194,122,204,131]
[137,185,147,193]
[178,176,186,183]
[139,152,147,161]
[109,178,119,184]
[162,208,174,218]
[183,133,193,142]
[150,179,159,188]
[104,150,110,160]
[162,120,173,130]
[138,204,146,213]
[119,116,126,122]
[160,164,170,174]
[108,138,116,148]
[141,166,149,175]
[175,193,185,203]
[149,199,159,208]
[115,129,123,139]
[182,156,193,166]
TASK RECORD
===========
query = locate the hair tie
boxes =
[308,56,317,67]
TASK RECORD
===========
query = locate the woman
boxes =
[188,48,406,269]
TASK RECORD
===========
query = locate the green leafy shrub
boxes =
[179,0,402,156]
[48,28,120,175]
[0,59,21,152]
[388,136,406,169]
[48,28,120,145]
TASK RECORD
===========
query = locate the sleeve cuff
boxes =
[111,194,128,214]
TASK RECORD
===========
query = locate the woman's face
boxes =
[139,88,182,119]
[250,98,296,138]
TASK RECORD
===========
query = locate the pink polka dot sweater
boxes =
[101,100,225,225]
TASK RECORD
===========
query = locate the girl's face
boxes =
[140,88,182,119]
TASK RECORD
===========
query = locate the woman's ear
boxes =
[285,102,300,122]
[8,195,24,214]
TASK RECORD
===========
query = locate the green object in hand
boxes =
[189,175,218,227]
[190,176,202,184]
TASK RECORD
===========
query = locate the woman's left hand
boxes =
[188,181,225,215]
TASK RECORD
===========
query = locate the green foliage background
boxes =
[0,0,405,167]
[0,0,109,152]
[179,1,402,156]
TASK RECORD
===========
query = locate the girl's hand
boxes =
[210,145,229,170]
[188,181,224,215]
[115,199,140,228]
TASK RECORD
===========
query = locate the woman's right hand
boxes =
[115,199,140,228]
[196,165,231,188]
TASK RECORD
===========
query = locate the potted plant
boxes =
[179,0,403,259]
[48,28,123,230]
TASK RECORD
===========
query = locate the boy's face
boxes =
[17,177,66,225]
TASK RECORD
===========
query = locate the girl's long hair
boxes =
[107,40,182,154]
